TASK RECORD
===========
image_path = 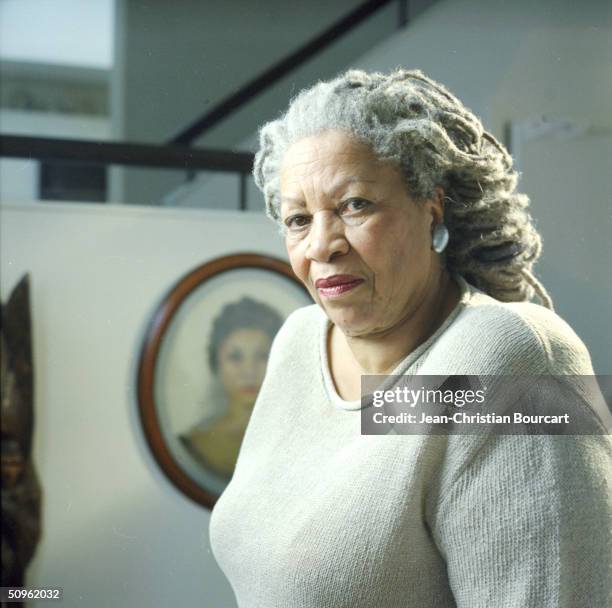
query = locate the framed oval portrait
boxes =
[137,253,312,509]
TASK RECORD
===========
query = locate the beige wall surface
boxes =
[1,201,289,607]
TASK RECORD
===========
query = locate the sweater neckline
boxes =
[318,274,474,411]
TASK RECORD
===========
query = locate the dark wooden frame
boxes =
[136,253,309,509]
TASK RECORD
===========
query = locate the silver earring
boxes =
[432,223,449,253]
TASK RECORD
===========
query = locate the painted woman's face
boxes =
[217,329,273,405]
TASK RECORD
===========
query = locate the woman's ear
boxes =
[428,186,446,228]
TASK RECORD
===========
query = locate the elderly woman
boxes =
[209,69,611,607]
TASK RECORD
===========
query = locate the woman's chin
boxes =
[328,310,375,338]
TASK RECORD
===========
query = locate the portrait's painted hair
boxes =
[207,297,283,373]
[253,67,552,308]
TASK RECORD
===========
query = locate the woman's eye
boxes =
[342,198,371,213]
[284,215,311,230]
[227,350,243,363]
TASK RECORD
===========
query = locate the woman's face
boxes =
[217,328,272,403]
[279,129,443,338]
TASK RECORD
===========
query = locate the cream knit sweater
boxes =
[209,276,612,607]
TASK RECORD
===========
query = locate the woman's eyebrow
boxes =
[281,177,376,206]
[328,177,376,199]
[280,195,306,206]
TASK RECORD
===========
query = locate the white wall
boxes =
[350,0,612,129]
[1,201,290,607]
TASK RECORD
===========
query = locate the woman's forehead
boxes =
[279,132,394,198]
[281,130,377,170]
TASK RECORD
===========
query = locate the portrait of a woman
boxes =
[208,68,611,606]
[179,296,283,480]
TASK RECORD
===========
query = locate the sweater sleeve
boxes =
[430,433,612,607]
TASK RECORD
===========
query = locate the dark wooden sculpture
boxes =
[1,274,42,597]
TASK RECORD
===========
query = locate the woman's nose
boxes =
[306,211,349,263]
[241,366,257,383]
[240,360,262,384]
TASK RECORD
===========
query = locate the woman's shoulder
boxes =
[266,303,323,363]
[437,281,593,374]
[275,303,323,341]
[284,302,324,325]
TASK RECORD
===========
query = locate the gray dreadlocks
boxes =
[253,67,552,308]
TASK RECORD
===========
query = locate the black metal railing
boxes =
[0,135,253,172]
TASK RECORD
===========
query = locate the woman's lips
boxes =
[314,275,364,298]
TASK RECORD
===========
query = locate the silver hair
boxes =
[253,67,552,308]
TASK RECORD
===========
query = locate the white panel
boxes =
[519,133,612,373]
[0,202,288,607]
